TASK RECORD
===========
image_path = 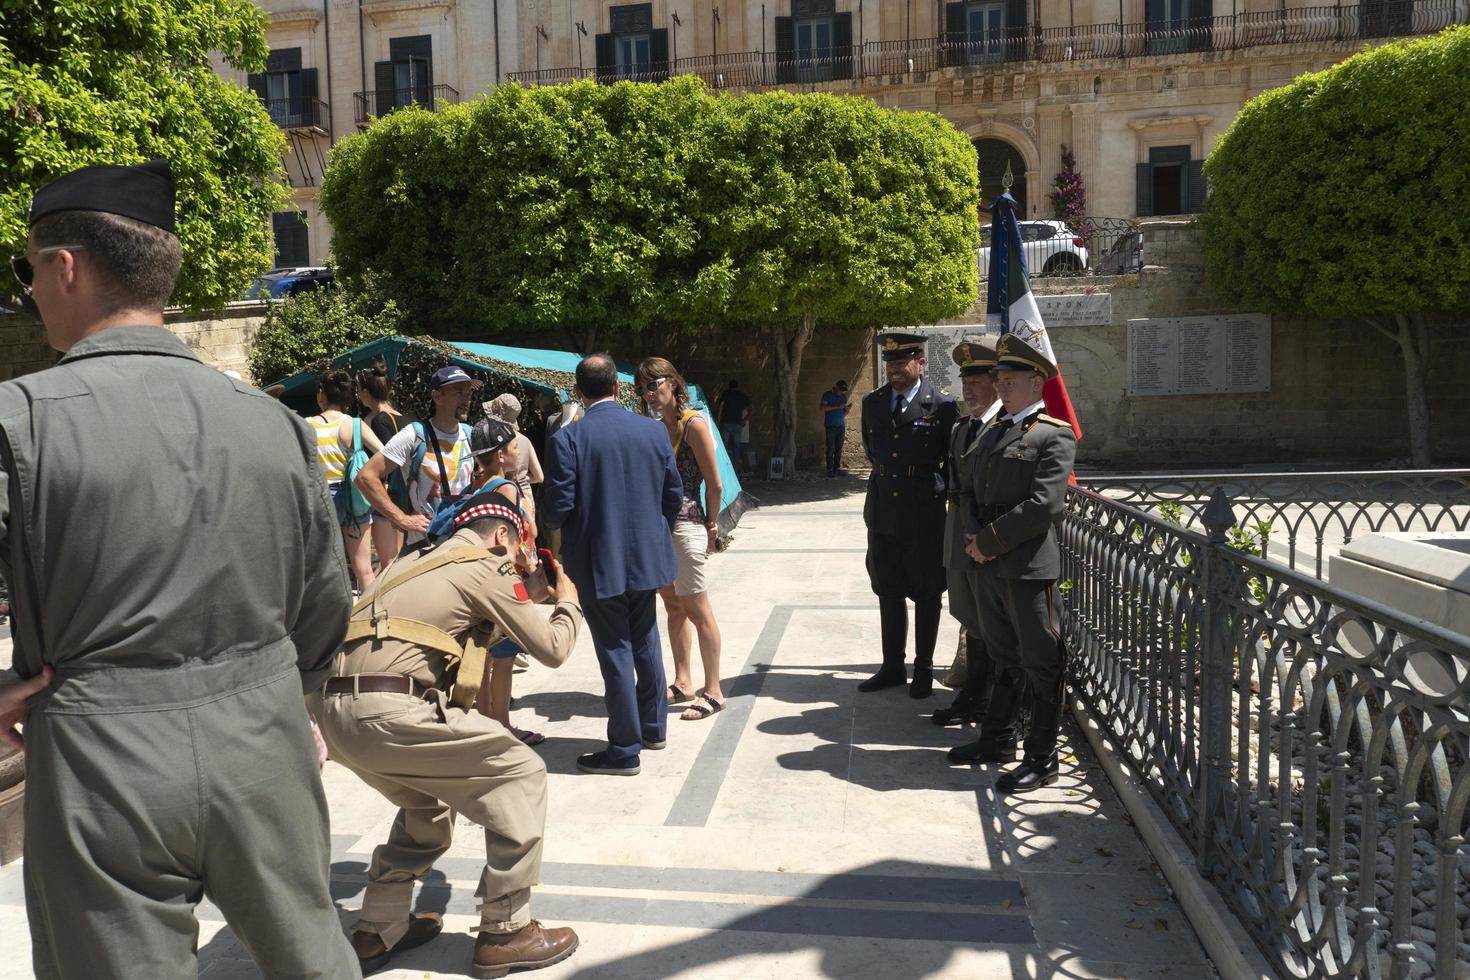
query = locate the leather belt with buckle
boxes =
[324,674,430,698]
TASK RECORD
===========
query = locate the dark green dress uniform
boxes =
[3,162,358,978]
[860,332,957,697]
[966,333,1077,794]
[935,337,1001,741]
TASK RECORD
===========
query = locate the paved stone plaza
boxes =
[0,478,1216,979]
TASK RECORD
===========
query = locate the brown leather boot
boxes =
[351,912,444,974]
[473,920,579,978]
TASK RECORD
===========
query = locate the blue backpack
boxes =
[344,418,373,520]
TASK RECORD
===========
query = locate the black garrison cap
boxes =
[28,159,177,234]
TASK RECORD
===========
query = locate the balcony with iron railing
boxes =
[505,0,1462,89]
[264,96,329,134]
[353,84,460,127]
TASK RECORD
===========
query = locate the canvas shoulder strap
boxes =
[341,544,493,657]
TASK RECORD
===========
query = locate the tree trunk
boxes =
[769,312,817,473]
[564,325,599,354]
[1366,314,1432,466]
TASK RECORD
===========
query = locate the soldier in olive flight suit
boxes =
[964,333,1077,794]
[859,331,958,699]
[0,161,359,977]
[935,337,1005,764]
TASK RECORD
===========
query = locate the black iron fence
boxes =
[1080,470,1470,577]
[1060,485,1470,978]
[353,84,460,127]
[978,215,1142,278]
[264,97,329,132]
[507,0,1462,90]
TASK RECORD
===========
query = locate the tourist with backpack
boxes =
[357,360,416,568]
[312,368,385,591]
[355,366,480,555]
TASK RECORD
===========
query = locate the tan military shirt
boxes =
[340,528,582,688]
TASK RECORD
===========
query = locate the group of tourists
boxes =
[0,155,1076,980]
[859,329,1077,795]
[0,159,742,979]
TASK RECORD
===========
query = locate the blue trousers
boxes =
[824,426,845,473]
[580,589,668,763]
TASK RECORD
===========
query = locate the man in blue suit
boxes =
[542,353,683,775]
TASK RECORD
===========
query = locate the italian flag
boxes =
[984,192,1084,443]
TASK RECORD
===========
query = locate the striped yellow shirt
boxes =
[310,415,349,483]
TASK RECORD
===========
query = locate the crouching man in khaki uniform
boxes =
[314,489,583,978]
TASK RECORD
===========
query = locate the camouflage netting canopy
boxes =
[267,335,639,428]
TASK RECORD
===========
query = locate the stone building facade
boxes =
[214,0,1464,266]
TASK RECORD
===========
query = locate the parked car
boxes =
[242,266,334,300]
[976,219,1089,277]
[1097,231,1144,275]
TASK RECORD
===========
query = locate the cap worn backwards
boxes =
[471,417,516,456]
[29,159,177,234]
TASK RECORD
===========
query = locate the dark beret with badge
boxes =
[29,159,177,234]
[951,335,999,377]
[877,331,928,362]
[993,333,1058,381]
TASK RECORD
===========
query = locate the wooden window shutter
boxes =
[595,33,615,83]
[774,16,795,84]
[832,12,853,80]
[374,61,396,116]
[1136,163,1154,217]
[650,29,670,81]
[945,2,967,67]
[1185,159,1207,213]
[1005,0,1028,60]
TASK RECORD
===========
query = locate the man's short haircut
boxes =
[835,379,848,389]
[576,352,618,399]
[29,209,181,313]
[463,512,521,543]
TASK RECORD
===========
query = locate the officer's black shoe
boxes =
[996,754,1059,794]
[908,664,934,699]
[946,738,1016,765]
[858,667,907,692]
[931,695,977,727]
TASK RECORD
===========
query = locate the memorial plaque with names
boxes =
[1126,314,1270,396]
[1036,293,1112,327]
[912,325,971,393]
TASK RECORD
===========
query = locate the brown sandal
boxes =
[667,683,694,705]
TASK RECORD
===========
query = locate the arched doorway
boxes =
[975,138,1028,217]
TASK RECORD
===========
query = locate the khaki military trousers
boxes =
[314,686,547,949]
[24,664,358,980]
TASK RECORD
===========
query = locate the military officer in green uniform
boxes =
[859,331,958,698]
[315,488,584,979]
[964,333,1077,794]
[1,161,359,976]
[934,337,1004,761]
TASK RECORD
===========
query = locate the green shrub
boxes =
[248,287,401,386]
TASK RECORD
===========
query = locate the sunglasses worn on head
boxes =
[641,378,668,394]
[10,245,86,289]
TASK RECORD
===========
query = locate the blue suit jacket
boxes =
[542,399,683,600]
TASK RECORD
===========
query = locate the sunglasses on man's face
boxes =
[641,378,668,395]
[9,245,86,289]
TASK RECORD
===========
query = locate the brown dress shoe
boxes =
[351,912,444,974]
[473,920,579,978]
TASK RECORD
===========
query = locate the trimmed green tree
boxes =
[0,0,290,309]
[322,77,723,350]
[1202,27,1470,465]
[696,91,981,469]
[248,285,402,385]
